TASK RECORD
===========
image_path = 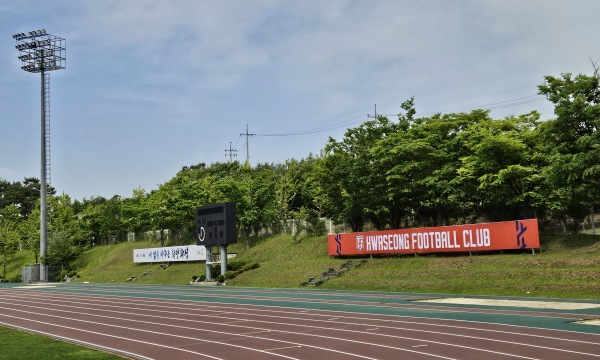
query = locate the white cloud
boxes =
[3,0,599,199]
[480,0,600,73]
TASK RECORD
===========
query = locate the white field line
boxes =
[1,296,581,360]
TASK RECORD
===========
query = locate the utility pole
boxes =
[240,124,255,165]
[367,104,378,120]
[225,142,238,162]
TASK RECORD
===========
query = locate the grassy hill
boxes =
[5,232,600,299]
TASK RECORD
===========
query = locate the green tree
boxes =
[19,205,40,263]
[122,187,151,241]
[44,194,85,268]
[0,205,21,277]
[374,106,483,227]
[0,178,55,218]
[316,116,398,231]
[457,111,543,221]
[537,69,600,228]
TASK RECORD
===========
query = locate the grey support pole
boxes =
[40,67,48,283]
[204,246,212,281]
[220,244,228,276]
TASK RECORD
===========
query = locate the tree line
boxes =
[1,69,599,272]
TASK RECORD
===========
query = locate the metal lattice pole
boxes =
[13,29,66,282]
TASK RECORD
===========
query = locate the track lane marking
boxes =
[0,302,540,360]
[15,286,593,321]
[4,290,600,349]
[0,306,383,360]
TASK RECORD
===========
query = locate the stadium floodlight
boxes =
[12,29,66,283]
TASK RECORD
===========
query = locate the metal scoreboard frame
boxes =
[195,203,237,282]
[196,202,237,246]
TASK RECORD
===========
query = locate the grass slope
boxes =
[4,232,600,360]
[7,233,600,299]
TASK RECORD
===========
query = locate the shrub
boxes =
[241,262,260,271]
[215,274,225,283]
[57,269,69,282]
[224,271,237,280]
[227,262,244,272]
[192,275,206,282]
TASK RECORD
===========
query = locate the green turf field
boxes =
[0,325,124,360]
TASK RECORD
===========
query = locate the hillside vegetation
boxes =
[34,232,599,300]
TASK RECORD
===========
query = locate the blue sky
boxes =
[1,0,598,200]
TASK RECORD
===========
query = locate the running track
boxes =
[1,283,600,359]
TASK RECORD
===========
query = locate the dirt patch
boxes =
[417,297,600,310]
[574,319,600,326]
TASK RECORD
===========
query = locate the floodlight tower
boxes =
[12,29,66,282]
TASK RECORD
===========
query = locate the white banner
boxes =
[133,245,206,263]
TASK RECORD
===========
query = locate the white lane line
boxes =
[265,346,303,351]
[5,290,600,358]
[44,285,596,319]
[0,306,379,360]
[13,286,590,323]
[3,293,596,360]
[0,303,514,360]
[6,290,600,348]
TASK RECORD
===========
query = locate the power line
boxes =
[409,84,537,106]
[254,91,547,139]
[416,95,545,117]
[256,114,367,137]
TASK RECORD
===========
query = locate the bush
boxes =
[227,262,244,272]
[241,262,260,271]
[57,269,69,282]
[224,271,237,280]
[192,275,206,282]
[215,274,225,283]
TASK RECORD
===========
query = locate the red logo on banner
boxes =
[356,235,364,253]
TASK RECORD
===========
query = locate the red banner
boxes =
[328,219,539,256]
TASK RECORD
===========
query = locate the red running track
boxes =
[1,283,600,359]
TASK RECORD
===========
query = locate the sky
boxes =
[1,0,599,201]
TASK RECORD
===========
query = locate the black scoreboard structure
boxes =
[195,203,237,282]
[196,202,236,246]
